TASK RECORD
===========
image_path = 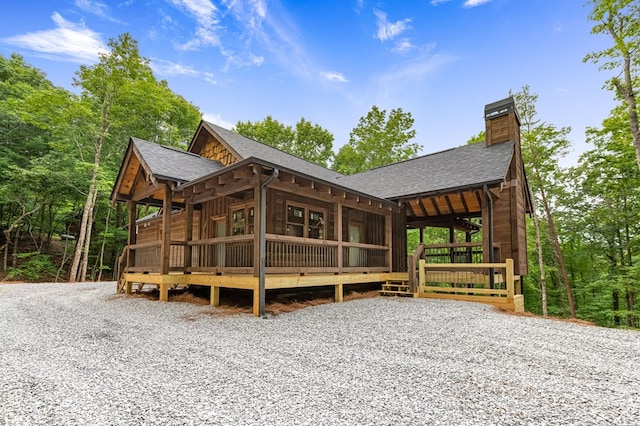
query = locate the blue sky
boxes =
[0,0,617,164]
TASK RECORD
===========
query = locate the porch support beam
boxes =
[159,183,172,301]
[184,202,193,269]
[126,200,137,288]
[257,168,279,317]
[336,201,343,272]
[386,213,393,272]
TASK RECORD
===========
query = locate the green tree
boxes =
[585,0,640,171]
[466,130,486,145]
[333,106,419,175]
[513,86,576,318]
[21,33,200,282]
[573,105,640,327]
[234,116,334,167]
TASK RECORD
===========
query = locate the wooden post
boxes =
[184,202,193,270]
[408,255,416,293]
[506,258,514,300]
[160,184,171,275]
[252,288,260,316]
[335,283,344,302]
[159,281,169,302]
[336,202,343,272]
[210,286,220,306]
[126,200,137,269]
[253,183,261,277]
[418,259,426,294]
[385,214,393,272]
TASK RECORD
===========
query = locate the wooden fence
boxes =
[417,258,523,312]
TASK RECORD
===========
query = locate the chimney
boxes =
[484,97,520,147]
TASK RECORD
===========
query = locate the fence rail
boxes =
[417,259,521,311]
[126,234,390,274]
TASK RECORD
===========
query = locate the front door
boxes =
[215,219,226,267]
[348,223,362,267]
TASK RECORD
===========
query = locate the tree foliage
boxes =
[333,106,419,175]
[585,0,640,171]
[234,116,334,167]
[0,34,200,282]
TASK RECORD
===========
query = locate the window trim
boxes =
[286,201,326,240]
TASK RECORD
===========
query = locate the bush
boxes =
[7,252,57,282]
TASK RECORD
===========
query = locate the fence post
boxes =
[418,259,426,294]
[408,255,416,293]
[506,258,514,299]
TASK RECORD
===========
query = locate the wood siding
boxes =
[199,135,237,166]
[487,110,528,275]
[392,208,407,272]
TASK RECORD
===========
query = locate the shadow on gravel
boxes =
[106,286,380,317]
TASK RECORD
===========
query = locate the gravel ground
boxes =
[1,282,639,426]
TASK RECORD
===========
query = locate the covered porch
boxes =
[114,150,404,316]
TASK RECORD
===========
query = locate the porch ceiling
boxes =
[403,189,483,232]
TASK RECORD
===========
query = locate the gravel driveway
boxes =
[1,281,639,425]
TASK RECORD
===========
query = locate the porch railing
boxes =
[125,234,390,274]
[189,235,254,273]
[126,241,188,273]
[417,259,521,310]
[407,243,500,292]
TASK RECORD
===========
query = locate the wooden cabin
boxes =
[111,97,531,315]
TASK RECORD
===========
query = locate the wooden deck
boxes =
[120,271,409,316]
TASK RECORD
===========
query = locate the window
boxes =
[287,205,305,237]
[286,203,325,239]
[231,206,254,235]
[309,210,324,239]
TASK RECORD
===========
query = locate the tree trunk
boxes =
[80,189,98,281]
[626,291,636,328]
[68,167,98,282]
[538,184,576,318]
[2,229,10,273]
[69,113,109,282]
[97,205,112,282]
[613,290,620,326]
[531,205,548,317]
[1,203,39,273]
[12,226,20,268]
[612,49,640,172]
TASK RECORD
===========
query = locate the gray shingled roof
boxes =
[203,121,345,183]
[338,141,515,199]
[132,137,223,184]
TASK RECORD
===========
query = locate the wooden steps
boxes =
[379,280,415,297]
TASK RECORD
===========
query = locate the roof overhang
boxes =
[175,156,399,210]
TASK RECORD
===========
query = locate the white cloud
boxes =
[152,59,200,76]
[2,12,106,63]
[374,52,453,100]
[392,38,416,54]
[202,112,235,129]
[151,58,219,84]
[223,0,317,77]
[430,0,452,5]
[463,0,492,7]
[74,0,124,23]
[75,0,107,16]
[170,0,221,50]
[374,9,411,42]
[321,71,348,83]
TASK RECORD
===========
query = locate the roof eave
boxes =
[178,156,397,207]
